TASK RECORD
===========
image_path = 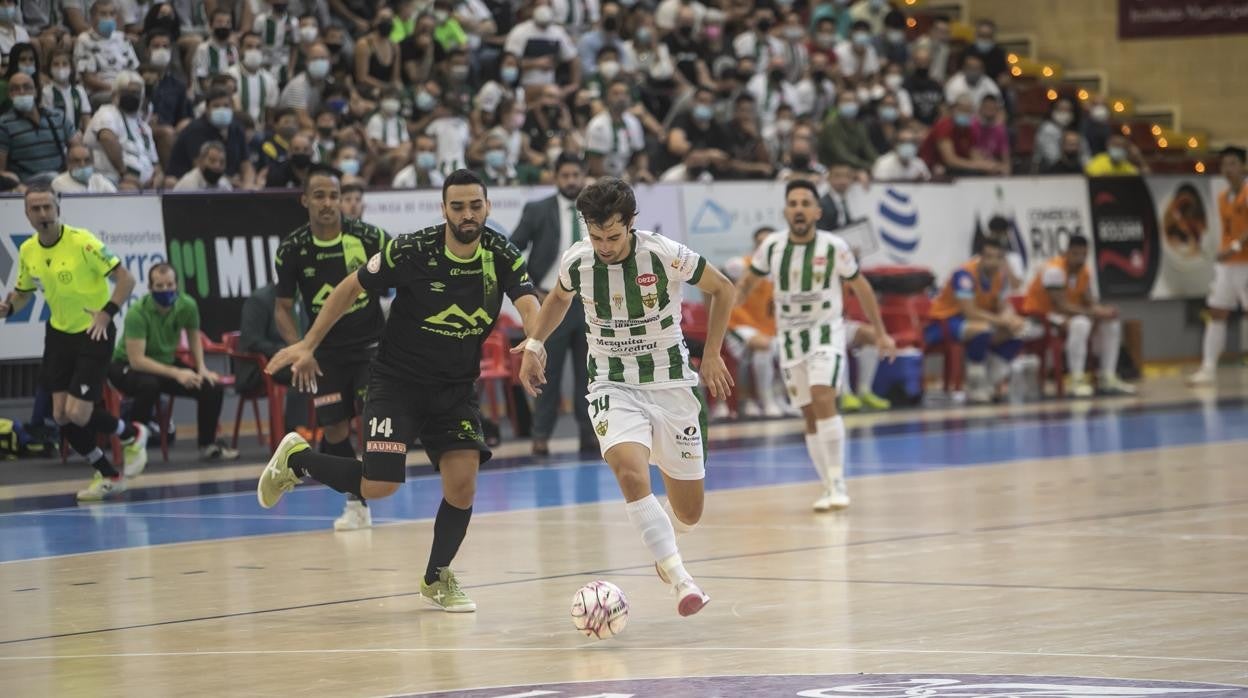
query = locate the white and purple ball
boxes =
[570,581,629,640]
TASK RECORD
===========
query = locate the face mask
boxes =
[878,105,899,122]
[213,26,231,41]
[852,31,871,46]
[501,65,518,83]
[811,69,827,81]
[18,63,35,75]
[884,73,904,90]
[692,104,714,121]
[610,98,630,113]
[1053,110,1073,126]
[153,290,178,308]
[202,167,224,184]
[71,165,94,183]
[1108,146,1127,162]
[416,151,437,170]
[757,19,773,33]
[815,33,836,48]
[210,106,233,127]
[11,94,35,112]
[0,5,19,22]
[243,49,264,71]
[449,65,469,81]
[602,16,618,32]
[975,38,994,52]
[599,60,620,79]
[769,68,785,82]
[415,91,436,111]
[791,154,810,169]
[953,112,972,127]
[338,157,360,175]
[299,26,319,43]
[377,19,393,34]
[433,9,449,23]
[533,5,553,26]
[964,70,982,85]
[307,58,330,79]
[52,66,72,83]
[705,25,722,41]
[635,28,652,44]
[865,84,885,100]
[325,42,343,54]
[317,125,334,137]
[119,93,142,113]
[1090,105,1109,122]
[97,18,116,37]
[839,102,858,119]
[485,149,507,169]
[678,25,694,39]
[149,47,171,69]
[896,142,918,160]
[290,152,312,168]
[381,98,401,115]
[775,118,794,134]
[546,146,562,162]
[887,29,905,44]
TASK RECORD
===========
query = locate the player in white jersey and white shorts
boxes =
[517,177,737,618]
[738,180,896,512]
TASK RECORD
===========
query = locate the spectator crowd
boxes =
[0,0,1154,195]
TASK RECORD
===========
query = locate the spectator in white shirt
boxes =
[944,54,1001,108]
[794,51,837,121]
[392,133,446,189]
[74,0,139,104]
[84,70,160,186]
[366,86,410,159]
[835,20,880,83]
[881,62,913,119]
[655,0,705,32]
[252,0,295,80]
[278,40,332,129]
[504,0,581,96]
[748,55,800,131]
[174,140,233,190]
[733,6,784,73]
[425,96,471,173]
[0,0,30,65]
[51,143,118,193]
[585,79,644,178]
[194,8,239,94]
[229,32,279,126]
[872,125,931,181]
[42,49,92,134]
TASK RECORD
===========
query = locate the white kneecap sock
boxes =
[626,494,689,584]
[1202,320,1227,373]
[987,353,1011,385]
[804,432,831,488]
[1066,315,1092,377]
[816,415,846,484]
[855,345,880,395]
[663,498,696,537]
[752,348,778,406]
[1097,318,1122,380]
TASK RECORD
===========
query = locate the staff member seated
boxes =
[108,263,241,460]
[924,237,1026,403]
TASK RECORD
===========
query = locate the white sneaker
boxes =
[761,400,783,418]
[1099,374,1138,396]
[812,489,836,512]
[334,499,372,531]
[675,579,710,617]
[827,478,851,509]
[1187,368,1216,387]
[76,472,125,502]
[709,400,730,421]
[741,400,762,418]
[122,422,149,478]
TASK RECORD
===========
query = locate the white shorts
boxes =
[845,320,862,345]
[781,325,848,408]
[586,384,707,480]
[1207,264,1248,311]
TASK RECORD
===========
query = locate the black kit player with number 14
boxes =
[258,169,541,612]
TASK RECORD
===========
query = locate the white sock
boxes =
[626,494,689,584]
[751,349,777,406]
[1097,319,1122,381]
[987,353,1010,385]
[1066,316,1091,377]
[816,415,845,484]
[1202,320,1227,372]
[804,432,830,488]
[855,346,880,395]
[663,498,695,537]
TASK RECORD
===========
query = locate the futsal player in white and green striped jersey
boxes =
[739,180,897,512]
[516,177,737,618]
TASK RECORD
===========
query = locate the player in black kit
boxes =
[273,164,389,532]
[259,169,540,612]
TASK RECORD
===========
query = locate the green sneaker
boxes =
[840,392,862,412]
[859,391,891,410]
[256,432,309,509]
[122,422,149,478]
[421,567,477,613]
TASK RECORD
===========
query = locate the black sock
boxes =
[321,438,366,505]
[289,450,362,497]
[66,424,119,477]
[425,499,473,584]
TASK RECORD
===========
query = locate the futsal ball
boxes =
[570,580,629,640]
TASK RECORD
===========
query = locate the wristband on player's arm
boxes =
[523,337,547,360]
[102,301,120,317]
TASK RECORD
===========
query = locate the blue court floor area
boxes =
[1,399,1245,564]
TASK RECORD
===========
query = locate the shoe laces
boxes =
[442,570,464,597]
[276,468,300,492]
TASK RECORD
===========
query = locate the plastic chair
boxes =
[222,331,279,450]
[155,332,236,460]
[1010,296,1068,397]
[479,330,519,433]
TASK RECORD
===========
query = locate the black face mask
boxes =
[758,19,773,32]
[325,43,343,54]
[769,68,785,82]
[543,105,562,119]
[377,20,393,35]
[290,153,312,169]
[202,168,224,184]
[678,25,694,38]
[736,71,753,83]
[913,67,929,78]
[602,16,618,32]
[119,93,141,113]
[213,26,231,41]
[812,69,826,81]
[317,125,334,137]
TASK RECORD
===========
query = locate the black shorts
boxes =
[40,323,115,402]
[312,346,375,426]
[361,363,492,483]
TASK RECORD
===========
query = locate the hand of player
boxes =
[699,353,734,400]
[1092,305,1118,321]
[515,344,548,398]
[85,307,112,341]
[176,368,202,389]
[877,332,898,363]
[268,341,321,393]
[0,296,11,319]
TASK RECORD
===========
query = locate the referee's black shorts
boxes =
[41,323,115,402]
[360,362,492,483]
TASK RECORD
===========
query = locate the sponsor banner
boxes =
[1148,175,1224,299]
[1088,177,1161,299]
[680,181,787,269]
[1,194,167,361]
[162,191,306,340]
[1119,0,1248,38]
[632,183,686,244]
[861,180,973,283]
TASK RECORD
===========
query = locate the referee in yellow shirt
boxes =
[0,183,149,501]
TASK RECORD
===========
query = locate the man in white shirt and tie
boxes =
[509,153,597,456]
[817,162,859,231]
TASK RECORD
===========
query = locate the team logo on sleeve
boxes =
[366,253,381,273]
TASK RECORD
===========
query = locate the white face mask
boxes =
[775,118,794,134]
[884,73,904,90]
[149,47,172,69]
[1090,105,1109,122]
[1053,110,1073,126]
[52,66,72,83]
[381,98,401,115]
[243,49,264,71]
[599,60,620,79]
[299,25,319,43]
[533,5,553,26]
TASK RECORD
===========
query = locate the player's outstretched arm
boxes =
[695,264,737,400]
[513,283,575,397]
[0,290,33,319]
[267,271,366,388]
[848,273,897,363]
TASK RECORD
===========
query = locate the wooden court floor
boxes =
[1,375,1246,697]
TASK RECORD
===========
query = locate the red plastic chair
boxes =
[479,329,519,433]
[222,331,282,450]
[155,332,236,460]
[1010,296,1067,397]
[680,301,740,416]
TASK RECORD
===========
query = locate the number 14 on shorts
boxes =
[369,417,394,438]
